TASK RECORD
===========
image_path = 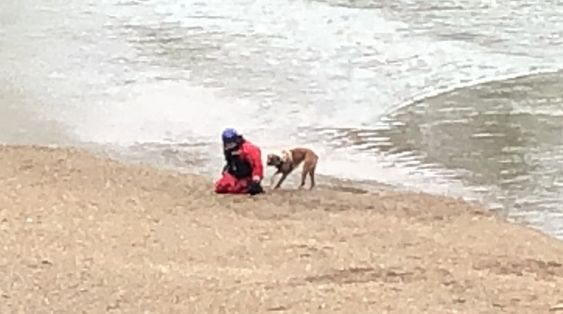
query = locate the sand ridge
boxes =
[0,145,562,313]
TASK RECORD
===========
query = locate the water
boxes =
[1,0,562,239]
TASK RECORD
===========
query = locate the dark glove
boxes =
[248,180,264,196]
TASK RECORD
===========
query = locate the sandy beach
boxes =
[0,144,562,313]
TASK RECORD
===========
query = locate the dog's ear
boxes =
[266,153,282,165]
[266,154,275,164]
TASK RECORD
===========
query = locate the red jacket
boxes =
[240,140,263,180]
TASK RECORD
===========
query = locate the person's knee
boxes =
[214,173,250,194]
[214,180,229,193]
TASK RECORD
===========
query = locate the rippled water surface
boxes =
[1,0,562,239]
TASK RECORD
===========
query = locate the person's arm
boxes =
[222,150,232,174]
[243,143,264,195]
[244,143,263,182]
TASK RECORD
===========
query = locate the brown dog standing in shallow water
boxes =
[266,148,319,190]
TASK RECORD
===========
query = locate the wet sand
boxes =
[0,145,562,313]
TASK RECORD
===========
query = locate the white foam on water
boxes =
[71,80,265,145]
[65,0,557,150]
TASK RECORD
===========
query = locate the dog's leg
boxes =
[309,165,316,190]
[299,166,308,189]
[274,173,289,189]
[270,171,280,188]
[300,159,317,190]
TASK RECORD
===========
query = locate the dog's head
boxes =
[266,153,283,167]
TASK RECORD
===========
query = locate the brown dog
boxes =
[266,148,319,190]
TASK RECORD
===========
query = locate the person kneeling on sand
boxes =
[214,128,264,195]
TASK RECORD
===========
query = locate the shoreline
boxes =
[1,144,562,313]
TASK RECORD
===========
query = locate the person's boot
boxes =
[248,181,264,195]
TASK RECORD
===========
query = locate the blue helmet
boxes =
[221,128,239,143]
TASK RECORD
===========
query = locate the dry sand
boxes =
[0,145,562,313]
